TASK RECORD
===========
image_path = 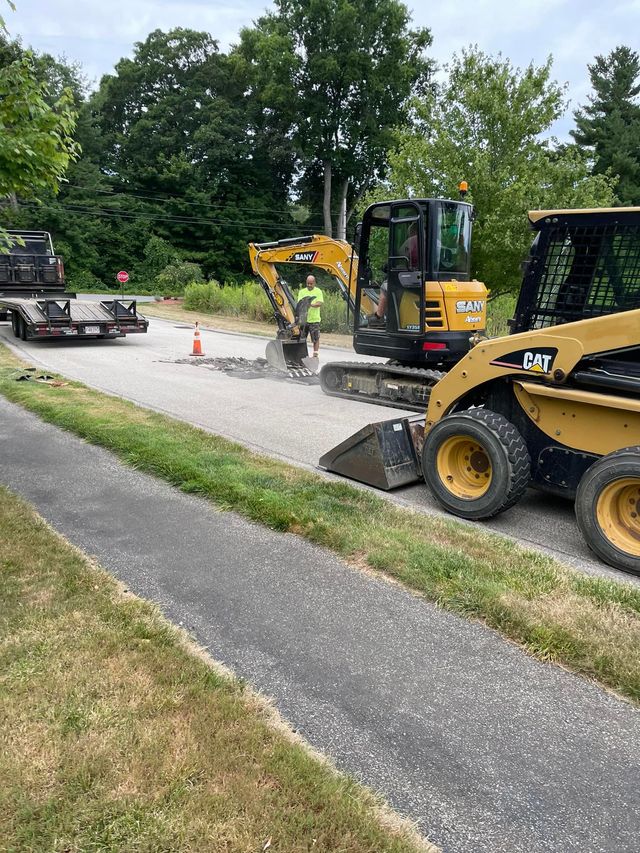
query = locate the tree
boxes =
[572,46,640,205]
[0,16,80,251]
[0,51,79,249]
[238,0,432,238]
[380,49,617,295]
[66,28,296,282]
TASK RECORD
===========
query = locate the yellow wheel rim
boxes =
[595,477,640,557]
[436,434,492,500]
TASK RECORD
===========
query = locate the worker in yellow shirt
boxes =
[296,274,324,359]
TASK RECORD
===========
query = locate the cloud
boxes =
[410,0,638,137]
[6,0,275,83]
[5,0,637,136]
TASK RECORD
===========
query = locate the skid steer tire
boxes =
[575,447,640,576]
[422,408,530,520]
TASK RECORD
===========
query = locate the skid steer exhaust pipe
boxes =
[319,416,425,490]
[265,339,319,374]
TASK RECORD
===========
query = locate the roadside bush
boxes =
[184,280,272,321]
[143,236,177,277]
[67,269,104,292]
[184,279,351,333]
[487,293,517,337]
[155,261,204,294]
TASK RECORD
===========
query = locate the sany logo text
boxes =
[288,251,318,263]
[456,299,485,313]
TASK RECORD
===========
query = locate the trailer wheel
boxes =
[576,447,640,576]
[422,408,530,520]
[19,314,28,341]
[11,311,20,338]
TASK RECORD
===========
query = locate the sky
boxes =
[4,0,640,138]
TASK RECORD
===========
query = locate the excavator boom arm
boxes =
[249,234,376,334]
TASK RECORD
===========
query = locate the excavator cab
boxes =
[353,198,484,365]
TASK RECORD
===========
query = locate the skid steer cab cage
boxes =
[512,208,640,333]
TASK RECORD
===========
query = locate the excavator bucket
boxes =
[265,339,318,374]
[319,416,423,490]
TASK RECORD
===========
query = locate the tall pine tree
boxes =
[572,45,640,205]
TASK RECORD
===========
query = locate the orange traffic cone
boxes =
[192,321,204,356]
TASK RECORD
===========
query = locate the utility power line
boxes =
[18,200,327,234]
[64,183,334,218]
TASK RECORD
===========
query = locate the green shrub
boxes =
[67,269,104,292]
[184,279,351,333]
[155,261,204,295]
[487,293,516,338]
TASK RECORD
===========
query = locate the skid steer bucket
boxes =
[265,339,318,374]
[319,416,423,490]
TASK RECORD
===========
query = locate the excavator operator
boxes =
[370,222,419,327]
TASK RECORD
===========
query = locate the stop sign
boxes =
[117,270,129,284]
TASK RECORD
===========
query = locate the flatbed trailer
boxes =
[0,230,148,340]
[0,295,149,340]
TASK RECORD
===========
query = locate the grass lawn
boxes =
[1,343,639,705]
[0,485,433,852]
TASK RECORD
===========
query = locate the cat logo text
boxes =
[490,347,558,374]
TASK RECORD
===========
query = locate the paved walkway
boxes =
[1,397,638,853]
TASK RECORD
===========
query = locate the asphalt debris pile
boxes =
[167,355,320,385]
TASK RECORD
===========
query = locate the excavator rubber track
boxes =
[319,361,445,412]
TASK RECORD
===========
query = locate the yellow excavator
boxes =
[320,207,640,575]
[249,195,489,409]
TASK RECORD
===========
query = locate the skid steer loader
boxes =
[320,207,640,575]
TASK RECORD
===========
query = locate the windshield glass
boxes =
[436,202,471,274]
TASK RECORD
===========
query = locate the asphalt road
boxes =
[1,398,638,853]
[0,314,636,585]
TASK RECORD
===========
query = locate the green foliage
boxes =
[486,293,516,338]
[2,28,296,284]
[572,45,640,206]
[380,49,617,295]
[184,280,351,332]
[67,269,104,292]
[0,51,79,199]
[155,261,204,294]
[143,235,177,277]
[184,280,272,320]
[238,0,432,235]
